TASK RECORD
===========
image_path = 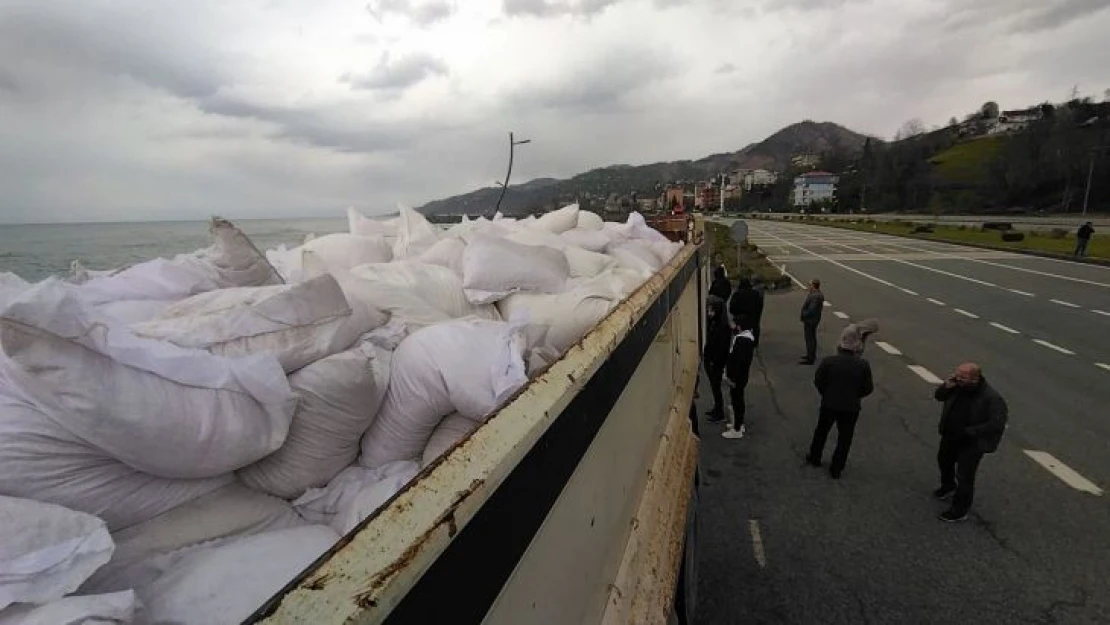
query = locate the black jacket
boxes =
[703,296,732,365]
[934,378,1008,453]
[800,290,825,324]
[709,277,732,301]
[814,349,874,412]
[1078,224,1094,240]
[729,286,764,330]
[726,331,756,387]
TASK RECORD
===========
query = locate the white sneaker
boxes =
[722,425,745,439]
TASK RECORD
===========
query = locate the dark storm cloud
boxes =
[342,53,449,92]
[503,0,624,18]
[366,0,455,26]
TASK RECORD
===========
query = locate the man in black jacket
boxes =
[806,327,874,478]
[709,265,732,301]
[1075,222,1094,257]
[933,363,1008,522]
[702,295,732,423]
[729,277,764,347]
[799,279,824,364]
[722,326,756,439]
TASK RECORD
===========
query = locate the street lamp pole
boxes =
[493,132,531,217]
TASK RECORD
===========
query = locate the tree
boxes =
[895,118,926,140]
[948,116,959,127]
[981,101,1000,119]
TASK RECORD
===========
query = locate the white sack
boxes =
[0,590,137,625]
[461,236,570,304]
[576,210,604,231]
[137,525,339,625]
[418,236,467,275]
[564,246,617,279]
[421,414,480,468]
[350,262,498,322]
[506,228,568,251]
[94,300,177,325]
[604,211,669,244]
[133,274,383,373]
[652,240,683,265]
[0,274,29,311]
[0,280,295,480]
[265,244,303,283]
[607,241,664,276]
[0,496,114,610]
[238,342,392,499]
[392,206,440,260]
[294,462,420,535]
[81,483,304,595]
[559,228,611,253]
[347,207,398,242]
[360,319,528,467]
[535,204,579,234]
[300,233,392,276]
[497,282,619,355]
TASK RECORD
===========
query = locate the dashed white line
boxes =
[1007,288,1035,297]
[1050,299,1080,308]
[1096,363,1110,372]
[954,308,980,319]
[875,341,902,355]
[901,288,919,295]
[833,311,850,319]
[823,301,832,307]
[1024,451,1104,496]
[926,298,946,306]
[989,322,1020,334]
[907,365,944,385]
[1093,310,1110,317]
[1032,339,1075,355]
[749,520,767,568]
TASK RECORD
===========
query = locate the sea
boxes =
[0,218,349,282]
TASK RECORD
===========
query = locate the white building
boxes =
[743,169,777,190]
[793,171,839,207]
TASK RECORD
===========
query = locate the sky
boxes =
[0,0,1108,224]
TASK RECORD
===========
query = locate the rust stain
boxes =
[302,572,332,591]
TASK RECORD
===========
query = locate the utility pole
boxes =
[719,173,726,214]
[492,132,532,217]
[1082,146,1108,217]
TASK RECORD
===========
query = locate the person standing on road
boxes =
[799,279,824,365]
[722,324,756,439]
[703,295,732,423]
[709,265,732,301]
[1075,222,1094,257]
[729,277,764,347]
[806,327,874,478]
[933,363,1008,523]
[844,318,880,355]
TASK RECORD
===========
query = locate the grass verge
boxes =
[706,222,793,290]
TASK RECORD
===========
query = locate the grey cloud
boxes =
[503,0,623,18]
[342,53,448,92]
[943,0,1109,34]
[1011,0,1110,33]
[366,0,455,26]
[0,70,18,92]
[511,47,675,113]
[716,63,737,74]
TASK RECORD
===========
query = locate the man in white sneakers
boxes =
[722,324,756,439]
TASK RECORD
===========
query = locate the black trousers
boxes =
[808,407,859,473]
[802,322,819,361]
[938,436,985,514]
[1075,239,1090,256]
[705,360,725,418]
[729,383,746,427]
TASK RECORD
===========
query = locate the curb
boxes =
[748,216,1110,267]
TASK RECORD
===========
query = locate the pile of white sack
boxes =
[0,204,680,624]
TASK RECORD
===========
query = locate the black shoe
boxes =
[706,413,725,423]
[932,486,956,500]
[705,408,720,417]
[829,468,842,479]
[805,455,822,467]
[938,509,968,523]
[798,358,815,365]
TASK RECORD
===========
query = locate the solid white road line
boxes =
[748,225,901,289]
[989,322,1020,334]
[927,298,946,306]
[1050,299,1080,308]
[1032,339,1075,355]
[823,301,832,307]
[1095,363,1110,372]
[954,308,980,319]
[875,341,902,355]
[749,520,767,568]
[1092,310,1110,317]
[1008,288,1036,297]
[907,365,944,385]
[1024,451,1104,496]
[833,311,850,319]
[901,288,919,295]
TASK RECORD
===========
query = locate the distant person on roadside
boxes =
[1075,222,1094,257]
[702,295,732,423]
[729,277,764,347]
[709,265,732,301]
[799,279,824,364]
[844,318,880,355]
[932,363,1008,523]
[722,323,757,439]
[806,327,874,478]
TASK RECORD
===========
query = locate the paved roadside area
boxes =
[693,287,1110,624]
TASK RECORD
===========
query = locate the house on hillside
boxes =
[990,107,1043,134]
[742,169,777,190]
[793,171,839,208]
[792,154,820,169]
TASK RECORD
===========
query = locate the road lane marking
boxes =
[1007,288,1035,297]
[954,308,979,318]
[1032,339,1075,355]
[1096,363,1110,372]
[927,298,946,306]
[1093,310,1110,317]
[833,311,850,319]
[1024,451,1104,496]
[989,322,1020,334]
[748,225,901,289]
[875,341,902,355]
[901,288,919,295]
[1050,299,1080,308]
[823,301,832,307]
[808,237,1002,288]
[908,365,944,385]
[749,520,766,568]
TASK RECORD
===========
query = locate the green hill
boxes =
[928,136,1002,186]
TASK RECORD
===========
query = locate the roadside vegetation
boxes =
[706,222,793,289]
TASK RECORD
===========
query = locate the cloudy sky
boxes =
[0,0,1107,223]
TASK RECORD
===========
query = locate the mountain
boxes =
[417,120,871,216]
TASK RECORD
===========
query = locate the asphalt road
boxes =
[749,213,1110,231]
[694,220,1110,624]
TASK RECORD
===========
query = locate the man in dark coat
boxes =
[702,295,732,422]
[729,277,764,347]
[722,326,756,439]
[799,278,824,364]
[806,327,874,478]
[709,265,732,300]
[1075,221,1094,257]
[932,363,1008,522]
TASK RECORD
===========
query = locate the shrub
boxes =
[912,225,934,233]
[1049,228,1068,239]
[982,222,1013,231]
[1001,231,1025,242]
